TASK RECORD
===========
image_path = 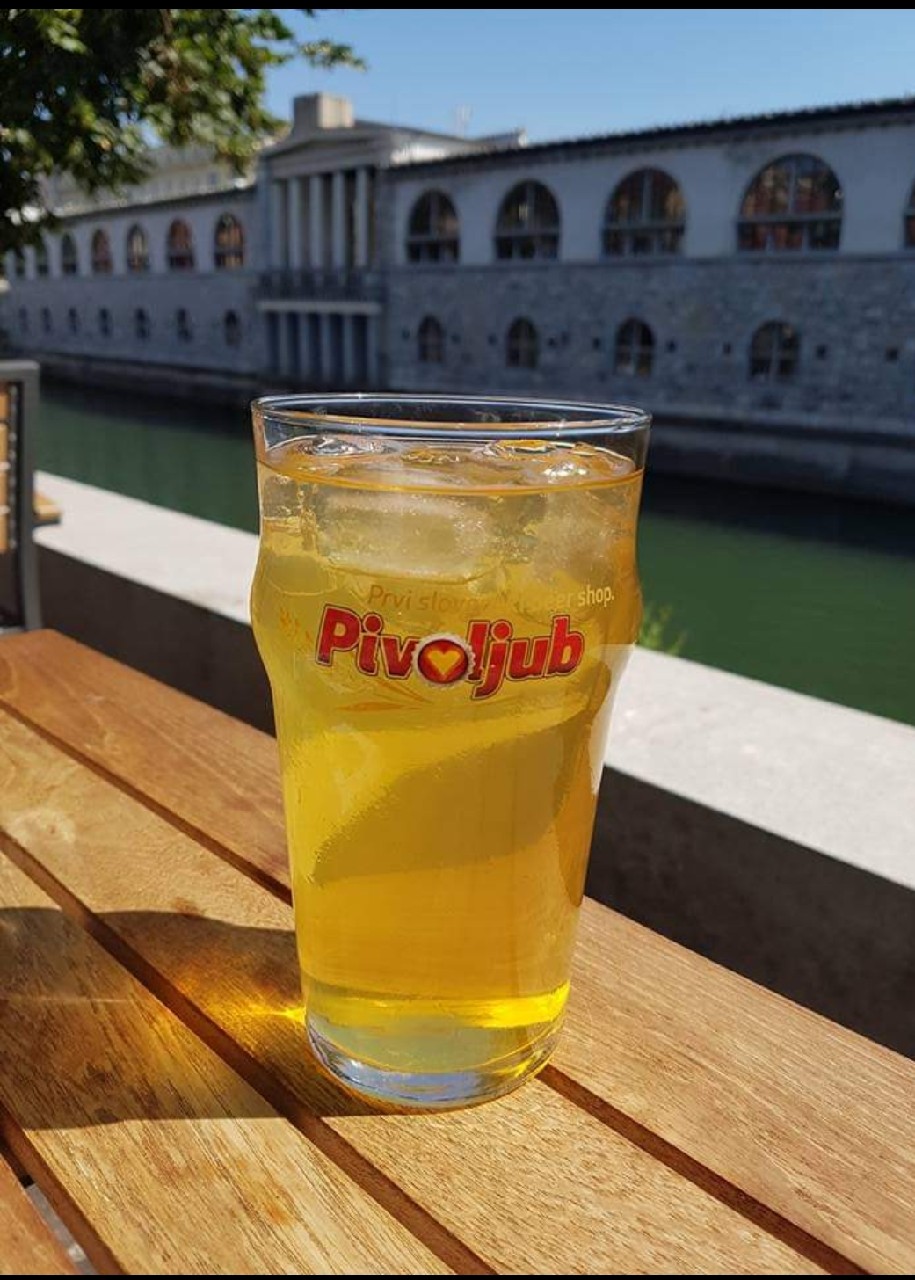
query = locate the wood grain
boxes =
[0,1153,76,1275]
[3,633,911,1269]
[0,630,288,892]
[555,901,915,1274]
[0,849,447,1276]
[0,705,824,1276]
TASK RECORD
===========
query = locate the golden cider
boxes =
[251,436,642,1105]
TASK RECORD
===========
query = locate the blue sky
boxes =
[266,9,915,141]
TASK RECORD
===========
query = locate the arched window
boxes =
[61,233,79,276]
[98,308,112,338]
[35,240,49,277]
[506,317,539,369]
[167,219,194,270]
[604,168,685,256]
[495,181,560,261]
[224,310,242,347]
[126,224,149,273]
[406,191,459,263]
[41,307,52,335]
[13,249,26,279]
[17,306,28,333]
[67,307,79,335]
[417,315,445,363]
[904,181,915,247]
[738,154,842,252]
[91,229,113,274]
[135,308,150,341]
[176,308,192,341]
[749,322,799,380]
[214,214,244,269]
[614,319,655,376]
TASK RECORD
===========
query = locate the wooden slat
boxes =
[0,630,288,892]
[0,705,822,1276]
[0,849,447,1276]
[556,902,915,1274]
[0,1152,76,1275]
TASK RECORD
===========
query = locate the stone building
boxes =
[4,143,263,380]
[4,93,915,496]
[383,96,915,498]
[254,93,511,386]
[2,94,510,392]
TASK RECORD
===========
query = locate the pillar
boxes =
[270,179,286,269]
[355,168,370,268]
[366,314,380,385]
[297,312,311,381]
[287,179,302,270]
[309,174,323,271]
[276,309,294,376]
[321,313,336,386]
[341,315,357,387]
[331,172,346,269]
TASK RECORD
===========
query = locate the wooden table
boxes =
[0,630,913,1276]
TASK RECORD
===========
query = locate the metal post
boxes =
[0,360,41,630]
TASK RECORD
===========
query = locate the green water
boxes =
[38,383,915,726]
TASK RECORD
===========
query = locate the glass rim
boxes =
[252,393,650,441]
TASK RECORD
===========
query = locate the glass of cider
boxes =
[251,395,650,1109]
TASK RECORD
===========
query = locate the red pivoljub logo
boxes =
[316,605,584,700]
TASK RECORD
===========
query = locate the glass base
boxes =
[307,1018,561,1110]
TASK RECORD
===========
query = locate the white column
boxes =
[308,175,323,270]
[341,315,357,387]
[275,310,291,376]
[287,313,301,379]
[355,168,370,268]
[267,313,280,374]
[366,315,380,385]
[299,312,312,381]
[331,171,346,269]
[287,178,302,270]
[320,313,335,385]
[270,179,286,268]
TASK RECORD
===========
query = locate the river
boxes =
[38,382,915,727]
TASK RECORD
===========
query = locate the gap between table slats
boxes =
[0,1146,77,1275]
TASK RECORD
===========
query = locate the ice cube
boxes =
[313,484,496,583]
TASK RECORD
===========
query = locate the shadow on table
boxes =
[0,906,386,1129]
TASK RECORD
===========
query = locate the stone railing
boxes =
[257,267,385,304]
[31,472,915,1059]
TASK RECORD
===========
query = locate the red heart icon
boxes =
[416,636,470,685]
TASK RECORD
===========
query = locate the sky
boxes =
[265,9,915,142]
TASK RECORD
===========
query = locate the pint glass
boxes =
[251,396,649,1108]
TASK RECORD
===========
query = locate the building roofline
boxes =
[264,117,473,157]
[50,182,256,224]
[355,117,468,143]
[394,95,915,176]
